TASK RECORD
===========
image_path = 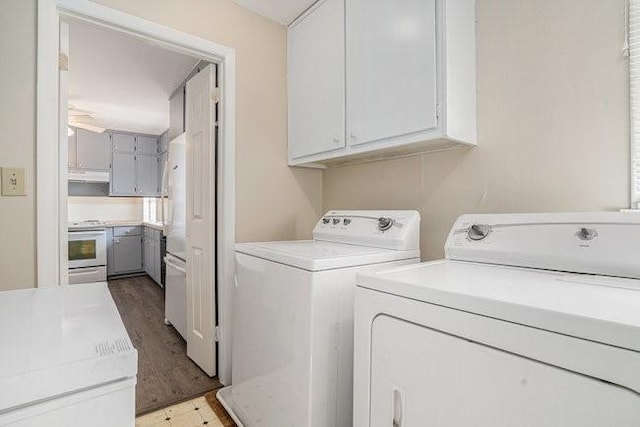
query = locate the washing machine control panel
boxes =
[313,210,421,251]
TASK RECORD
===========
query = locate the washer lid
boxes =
[235,240,420,271]
[357,260,640,352]
[0,283,137,412]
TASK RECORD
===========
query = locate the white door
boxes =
[185,64,217,376]
[346,0,438,146]
[288,0,345,161]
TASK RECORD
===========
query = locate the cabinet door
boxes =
[113,235,143,273]
[169,86,185,140]
[137,154,158,196]
[153,231,162,285]
[144,236,154,278]
[106,227,115,277]
[76,128,111,170]
[68,130,77,169]
[112,132,136,152]
[111,151,136,195]
[159,131,169,154]
[137,135,158,155]
[346,0,438,146]
[158,151,168,195]
[288,0,345,160]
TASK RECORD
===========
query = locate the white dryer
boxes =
[354,212,640,427]
[218,210,421,427]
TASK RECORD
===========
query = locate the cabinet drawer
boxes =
[114,226,142,237]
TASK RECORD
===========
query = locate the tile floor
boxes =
[136,395,224,427]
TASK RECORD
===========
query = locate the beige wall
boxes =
[93,0,323,245]
[0,0,323,290]
[0,0,37,289]
[324,0,630,261]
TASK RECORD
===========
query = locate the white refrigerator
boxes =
[162,133,187,340]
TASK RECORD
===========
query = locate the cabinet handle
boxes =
[333,138,341,144]
[392,388,404,427]
[114,239,120,244]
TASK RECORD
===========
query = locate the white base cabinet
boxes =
[287,0,477,167]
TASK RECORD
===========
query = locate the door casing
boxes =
[36,0,236,385]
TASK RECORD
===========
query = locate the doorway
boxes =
[36,0,236,399]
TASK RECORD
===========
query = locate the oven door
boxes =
[68,230,107,268]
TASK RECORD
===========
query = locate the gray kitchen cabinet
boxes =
[143,226,164,286]
[76,128,111,170]
[137,135,158,155]
[68,131,77,169]
[111,151,137,195]
[112,132,136,152]
[112,235,143,274]
[159,131,169,154]
[137,154,158,196]
[169,85,185,140]
[158,151,167,193]
[106,227,115,277]
[110,131,160,197]
[144,234,155,279]
[153,230,162,285]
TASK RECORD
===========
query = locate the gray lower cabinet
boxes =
[143,226,163,286]
[111,151,136,195]
[110,226,143,275]
[106,227,115,277]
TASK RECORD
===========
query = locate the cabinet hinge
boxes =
[214,325,220,342]
[58,53,69,71]
[211,87,220,104]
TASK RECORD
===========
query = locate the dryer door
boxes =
[370,315,640,427]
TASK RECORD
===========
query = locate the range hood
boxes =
[68,170,110,183]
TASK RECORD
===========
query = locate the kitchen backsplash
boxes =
[68,197,143,222]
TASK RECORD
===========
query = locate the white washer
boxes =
[218,210,421,427]
[354,212,640,427]
[0,282,137,426]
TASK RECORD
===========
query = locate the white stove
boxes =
[68,221,108,284]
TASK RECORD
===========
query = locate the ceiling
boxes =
[231,0,317,25]
[68,19,199,135]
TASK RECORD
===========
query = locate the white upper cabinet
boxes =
[346,0,437,147]
[288,0,345,161]
[288,0,477,167]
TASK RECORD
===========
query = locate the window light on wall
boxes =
[629,0,640,208]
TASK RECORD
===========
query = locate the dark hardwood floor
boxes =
[108,275,222,415]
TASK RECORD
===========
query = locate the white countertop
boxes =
[68,220,164,232]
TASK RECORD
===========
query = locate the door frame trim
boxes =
[37,0,236,385]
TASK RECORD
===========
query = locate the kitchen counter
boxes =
[68,221,164,232]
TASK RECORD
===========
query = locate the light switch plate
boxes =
[1,167,26,196]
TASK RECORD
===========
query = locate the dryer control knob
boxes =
[378,217,394,231]
[468,224,491,241]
